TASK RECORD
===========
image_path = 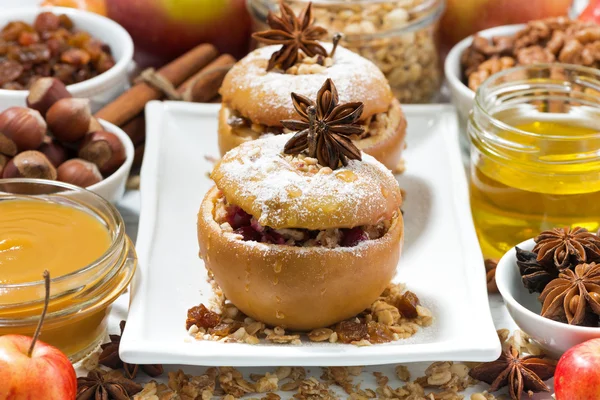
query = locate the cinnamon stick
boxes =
[95,44,219,126]
[133,142,145,168]
[180,54,236,103]
[121,114,145,146]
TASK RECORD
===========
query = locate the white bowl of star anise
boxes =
[496,227,600,356]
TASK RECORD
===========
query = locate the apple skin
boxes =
[579,0,600,24]
[555,338,600,400]
[0,335,77,400]
[105,0,252,67]
[440,0,573,53]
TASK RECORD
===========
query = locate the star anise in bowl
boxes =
[533,227,600,271]
[516,247,558,294]
[539,262,600,326]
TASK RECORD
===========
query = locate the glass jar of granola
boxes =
[247,0,445,104]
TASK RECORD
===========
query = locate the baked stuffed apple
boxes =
[199,79,404,330]
[218,2,407,172]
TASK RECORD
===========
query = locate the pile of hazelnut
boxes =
[0,77,125,187]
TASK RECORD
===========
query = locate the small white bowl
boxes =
[496,239,600,356]
[87,119,134,204]
[0,6,133,112]
[444,24,523,136]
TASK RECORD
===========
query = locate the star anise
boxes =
[533,227,600,270]
[283,78,363,169]
[469,346,555,400]
[516,247,558,294]
[252,1,327,71]
[77,369,142,400]
[539,262,600,326]
[99,320,163,379]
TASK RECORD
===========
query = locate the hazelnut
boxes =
[0,154,8,176]
[0,132,17,156]
[2,151,57,180]
[27,77,71,117]
[38,140,68,168]
[79,131,126,175]
[87,117,103,133]
[57,159,102,187]
[46,98,92,142]
[0,107,47,151]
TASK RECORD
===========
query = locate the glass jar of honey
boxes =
[0,179,136,362]
[468,64,600,260]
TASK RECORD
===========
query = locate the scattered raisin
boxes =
[186,304,221,330]
[61,48,91,66]
[367,321,395,344]
[395,291,420,319]
[335,319,368,343]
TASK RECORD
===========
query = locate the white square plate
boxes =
[120,102,500,366]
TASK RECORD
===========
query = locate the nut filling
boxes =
[214,194,391,248]
[226,100,400,141]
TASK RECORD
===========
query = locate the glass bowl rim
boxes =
[474,62,600,141]
[0,178,125,290]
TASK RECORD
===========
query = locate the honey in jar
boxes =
[468,65,600,260]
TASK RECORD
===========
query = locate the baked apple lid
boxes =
[211,132,402,230]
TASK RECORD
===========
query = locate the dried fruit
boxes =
[33,12,61,33]
[78,131,126,175]
[367,321,394,343]
[57,159,102,187]
[0,59,23,85]
[335,319,368,343]
[186,304,221,330]
[395,291,420,319]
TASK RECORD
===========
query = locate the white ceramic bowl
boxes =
[0,6,133,112]
[496,239,600,357]
[444,24,523,148]
[87,119,134,204]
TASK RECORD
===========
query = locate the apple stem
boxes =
[28,270,50,358]
[330,33,342,59]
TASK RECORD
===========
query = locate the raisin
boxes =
[335,319,368,343]
[61,48,91,66]
[2,21,34,42]
[0,59,23,86]
[33,12,61,33]
[95,52,115,74]
[74,65,92,82]
[18,31,40,46]
[185,304,221,330]
[209,321,243,337]
[367,321,394,344]
[12,44,51,64]
[68,31,91,49]
[395,291,420,319]
[46,37,66,57]
[52,63,76,84]
[58,14,74,30]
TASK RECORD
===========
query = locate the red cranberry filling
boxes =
[224,205,370,247]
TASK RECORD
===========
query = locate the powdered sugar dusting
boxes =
[230,43,388,111]
[212,133,402,230]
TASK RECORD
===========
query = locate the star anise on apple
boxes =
[252,1,328,71]
[516,247,558,294]
[533,227,600,270]
[99,320,163,379]
[469,346,556,400]
[76,369,142,400]
[283,78,363,169]
[539,262,600,326]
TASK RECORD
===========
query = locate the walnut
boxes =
[516,45,555,65]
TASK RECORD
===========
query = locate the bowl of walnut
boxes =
[496,235,600,357]
[0,6,133,112]
[445,17,600,149]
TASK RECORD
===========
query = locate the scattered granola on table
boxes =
[461,17,600,91]
[185,282,432,346]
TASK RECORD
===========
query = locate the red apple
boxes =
[579,0,600,24]
[555,338,600,399]
[0,271,77,400]
[0,335,77,399]
[105,0,252,67]
[440,0,573,53]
